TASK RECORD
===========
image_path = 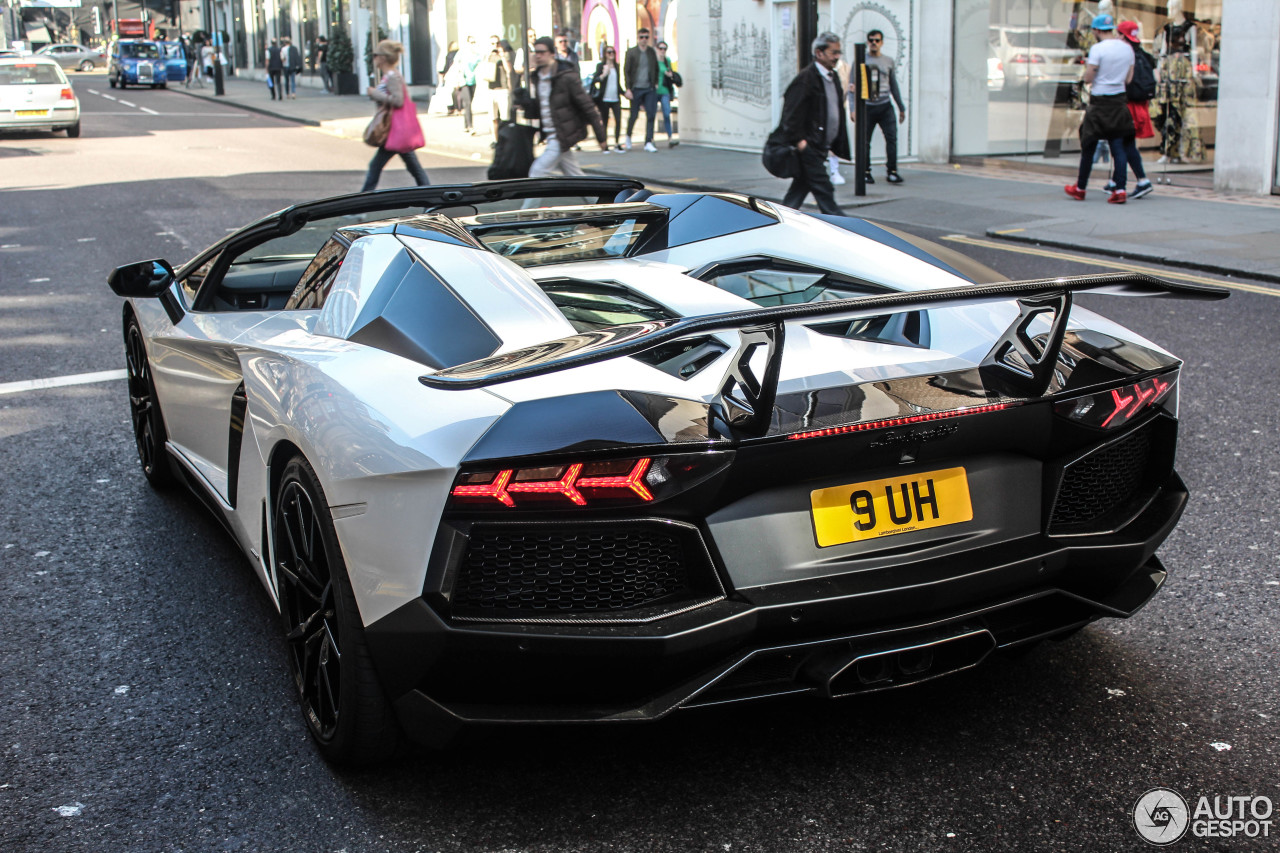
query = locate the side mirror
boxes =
[108,259,176,298]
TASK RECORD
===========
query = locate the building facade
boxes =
[674,0,1279,195]
[183,0,1277,194]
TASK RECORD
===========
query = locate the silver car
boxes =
[0,56,81,136]
[36,43,106,72]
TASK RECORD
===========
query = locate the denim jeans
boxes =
[658,92,673,136]
[626,87,657,143]
[1076,137,1127,191]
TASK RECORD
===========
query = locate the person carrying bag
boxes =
[360,40,429,192]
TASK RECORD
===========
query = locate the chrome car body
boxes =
[110,178,1226,765]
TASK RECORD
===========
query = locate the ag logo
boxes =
[1134,788,1190,845]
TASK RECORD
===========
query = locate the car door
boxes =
[146,254,293,506]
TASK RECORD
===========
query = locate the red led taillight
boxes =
[450,458,655,508]
[785,403,1015,441]
[60,87,75,100]
[1054,373,1176,430]
[449,468,515,506]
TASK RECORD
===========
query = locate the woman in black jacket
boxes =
[589,47,623,151]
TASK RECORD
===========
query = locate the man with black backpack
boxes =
[1107,20,1156,199]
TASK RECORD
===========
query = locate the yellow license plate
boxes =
[16,109,48,116]
[810,467,973,547]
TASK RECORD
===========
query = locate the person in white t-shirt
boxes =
[1064,14,1135,204]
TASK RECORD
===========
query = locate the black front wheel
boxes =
[124,317,174,488]
[273,456,400,766]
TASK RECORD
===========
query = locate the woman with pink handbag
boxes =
[360,40,429,192]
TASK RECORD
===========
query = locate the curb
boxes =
[986,229,1280,285]
[167,84,325,127]
[167,85,495,164]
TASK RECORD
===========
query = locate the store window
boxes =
[953,1,1222,182]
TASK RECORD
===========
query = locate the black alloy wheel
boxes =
[124,317,174,487]
[273,456,399,765]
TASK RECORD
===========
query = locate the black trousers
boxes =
[783,146,845,216]
[268,69,283,99]
[863,101,899,173]
[361,147,430,192]
[595,98,622,144]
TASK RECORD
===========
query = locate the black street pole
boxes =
[853,41,867,197]
[796,0,816,72]
[213,26,224,94]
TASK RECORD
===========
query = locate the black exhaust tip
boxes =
[804,629,996,698]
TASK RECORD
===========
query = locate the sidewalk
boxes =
[174,75,1280,284]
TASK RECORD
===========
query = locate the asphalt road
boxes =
[1,75,1276,853]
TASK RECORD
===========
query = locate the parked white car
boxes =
[0,56,80,136]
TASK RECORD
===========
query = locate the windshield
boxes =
[0,64,63,85]
[121,43,161,59]
[231,205,443,264]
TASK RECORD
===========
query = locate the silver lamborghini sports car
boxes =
[109,178,1226,764]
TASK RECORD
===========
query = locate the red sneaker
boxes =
[1064,184,1086,201]
[1108,189,1127,204]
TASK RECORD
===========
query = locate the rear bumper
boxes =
[0,108,79,131]
[364,471,1186,745]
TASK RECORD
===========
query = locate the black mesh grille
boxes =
[452,524,701,613]
[1049,426,1154,534]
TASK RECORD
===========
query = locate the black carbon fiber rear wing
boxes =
[420,273,1227,392]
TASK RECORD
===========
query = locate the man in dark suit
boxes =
[770,31,850,215]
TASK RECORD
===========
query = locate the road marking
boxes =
[87,88,100,95]
[100,93,117,102]
[29,277,50,283]
[941,234,1280,297]
[77,237,96,242]
[139,106,159,115]
[992,227,1025,234]
[0,369,126,397]
[118,99,136,107]
[0,244,19,249]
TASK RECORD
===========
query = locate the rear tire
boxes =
[108,75,117,88]
[65,121,80,138]
[80,60,94,72]
[273,455,400,766]
[124,316,175,488]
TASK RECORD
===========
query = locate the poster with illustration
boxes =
[677,0,774,151]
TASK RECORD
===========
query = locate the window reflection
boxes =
[954,1,1221,176]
